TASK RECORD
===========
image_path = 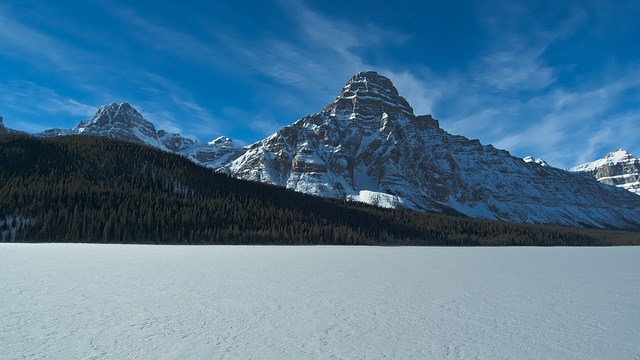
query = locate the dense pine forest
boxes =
[1,134,638,245]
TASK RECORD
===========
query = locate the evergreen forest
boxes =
[1,134,638,245]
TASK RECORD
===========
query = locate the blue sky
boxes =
[1,0,638,168]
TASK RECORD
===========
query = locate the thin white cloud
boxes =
[101,4,218,66]
[0,81,97,133]
[482,68,640,168]
[380,69,461,116]
[471,8,587,93]
[0,11,79,71]
[250,114,283,138]
[0,81,96,118]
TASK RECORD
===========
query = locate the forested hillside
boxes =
[1,134,638,245]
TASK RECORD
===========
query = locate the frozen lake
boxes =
[1,245,639,360]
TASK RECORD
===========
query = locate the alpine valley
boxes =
[6,72,640,229]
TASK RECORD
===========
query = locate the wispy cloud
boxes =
[0,81,96,117]
[126,71,227,139]
[250,113,283,138]
[218,1,405,98]
[0,81,98,133]
[0,11,81,72]
[100,4,219,67]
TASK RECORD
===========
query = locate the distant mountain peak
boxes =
[323,71,414,119]
[208,136,234,146]
[569,149,639,196]
[570,149,637,172]
[72,102,155,143]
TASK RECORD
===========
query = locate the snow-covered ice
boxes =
[1,244,639,360]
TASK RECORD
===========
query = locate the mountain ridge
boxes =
[9,71,640,228]
[6,133,633,244]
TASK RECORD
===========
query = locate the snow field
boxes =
[1,245,639,359]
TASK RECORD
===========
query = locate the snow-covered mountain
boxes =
[36,102,244,164]
[38,103,182,150]
[213,72,639,228]
[31,73,640,228]
[569,149,640,196]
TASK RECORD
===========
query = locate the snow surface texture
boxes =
[1,244,639,360]
[569,149,640,196]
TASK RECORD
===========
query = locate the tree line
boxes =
[1,134,638,245]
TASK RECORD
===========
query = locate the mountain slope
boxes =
[221,72,640,228]
[569,149,640,195]
[32,73,640,229]
[4,133,630,245]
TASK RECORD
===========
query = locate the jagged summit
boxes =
[569,149,639,195]
[78,102,145,129]
[70,102,159,147]
[570,149,636,172]
[322,71,414,119]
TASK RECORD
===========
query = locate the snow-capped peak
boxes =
[323,71,414,118]
[208,136,234,146]
[69,102,161,148]
[523,156,548,167]
[569,149,636,172]
[568,149,639,196]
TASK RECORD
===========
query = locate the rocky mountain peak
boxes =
[569,149,639,195]
[322,71,414,119]
[87,102,144,127]
[208,136,234,146]
[69,102,159,147]
[605,149,634,162]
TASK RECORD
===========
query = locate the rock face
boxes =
[74,103,160,146]
[221,71,640,228]
[569,150,640,196]
[34,72,640,228]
